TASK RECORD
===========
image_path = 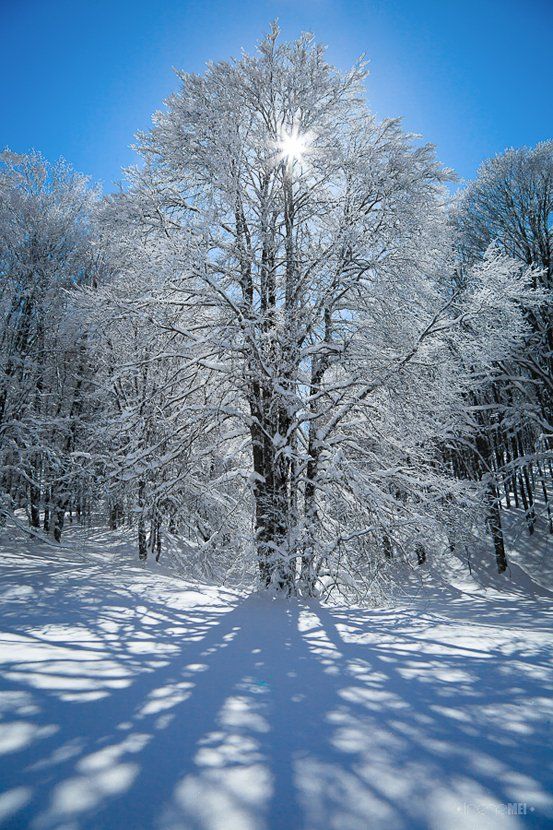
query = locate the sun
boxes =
[275,125,314,167]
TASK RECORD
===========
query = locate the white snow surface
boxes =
[0,525,552,830]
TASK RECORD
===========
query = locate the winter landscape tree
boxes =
[81,26,545,595]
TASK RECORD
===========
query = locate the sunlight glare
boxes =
[276,126,313,166]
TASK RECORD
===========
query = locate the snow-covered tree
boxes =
[97,26,536,594]
[81,213,254,577]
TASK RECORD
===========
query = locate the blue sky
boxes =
[1,0,552,191]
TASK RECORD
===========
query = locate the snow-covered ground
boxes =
[0,522,552,829]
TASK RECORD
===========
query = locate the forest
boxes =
[0,28,551,599]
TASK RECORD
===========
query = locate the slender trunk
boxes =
[300,307,332,595]
[43,487,51,533]
[517,469,534,534]
[137,480,147,561]
[415,543,427,566]
[155,518,162,563]
[52,498,67,543]
[487,483,507,573]
[29,483,41,529]
[301,435,321,594]
[537,459,553,534]
[109,503,119,530]
[521,465,536,533]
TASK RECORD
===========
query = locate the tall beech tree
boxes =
[100,27,535,593]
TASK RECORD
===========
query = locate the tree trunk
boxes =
[29,483,41,530]
[487,484,507,573]
[137,480,147,561]
[301,443,320,595]
[52,498,67,543]
[415,543,427,566]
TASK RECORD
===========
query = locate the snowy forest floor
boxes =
[0,519,552,830]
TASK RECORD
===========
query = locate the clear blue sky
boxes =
[2,0,552,191]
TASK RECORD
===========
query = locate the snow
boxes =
[0,527,552,829]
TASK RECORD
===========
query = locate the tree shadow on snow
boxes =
[0,564,552,829]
